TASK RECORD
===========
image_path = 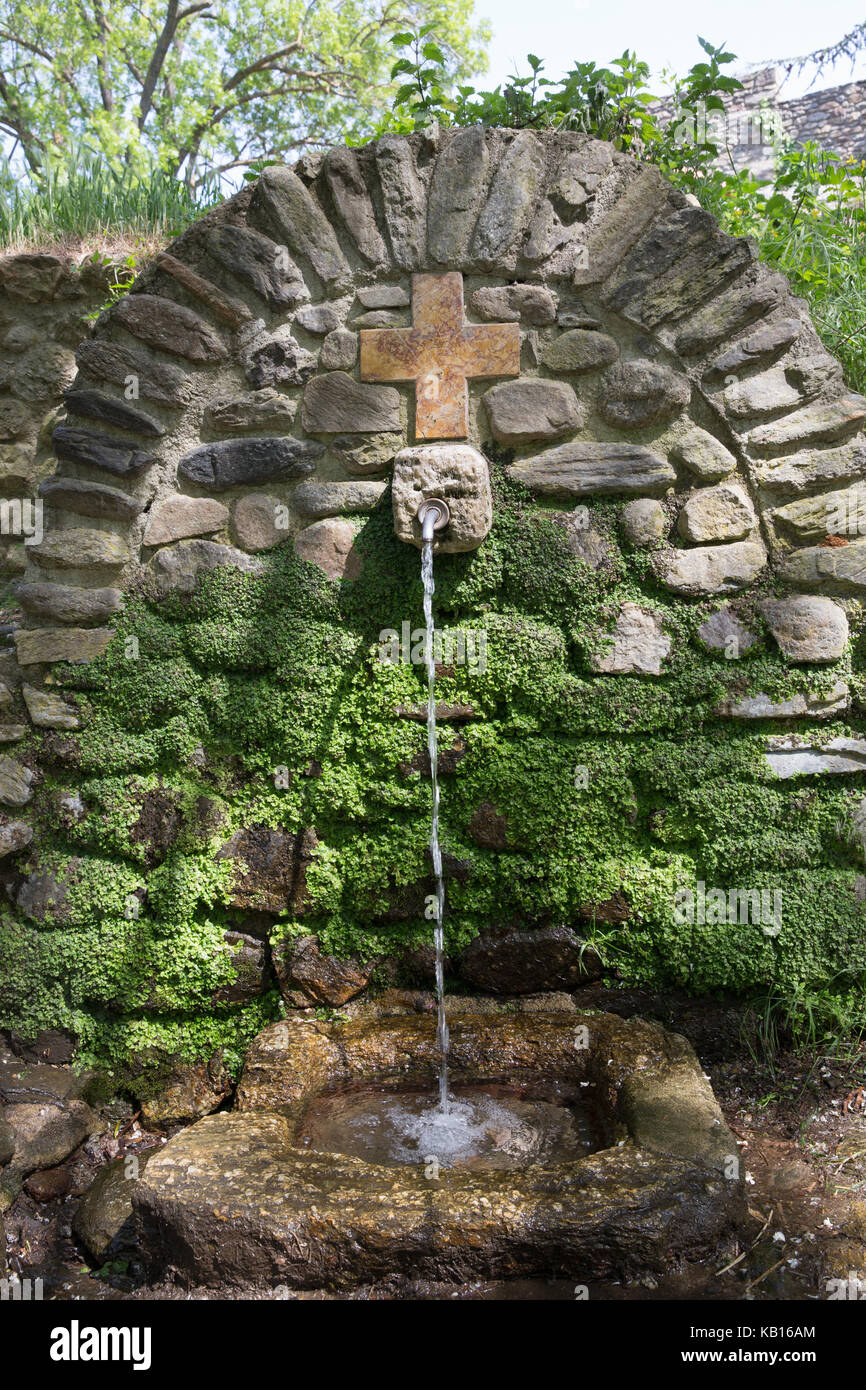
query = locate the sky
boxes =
[478,0,866,98]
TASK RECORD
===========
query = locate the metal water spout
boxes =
[416,497,451,543]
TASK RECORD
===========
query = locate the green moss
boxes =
[4,471,866,1074]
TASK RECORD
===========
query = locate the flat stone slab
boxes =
[134,1008,743,1290]
[718,680,849,720]
[15,582,123,625]
[766,736,866,778]
[589,602,671,675]
[113,294,226,362]
[63,390,165,437]
[39,477,144,521]
[293,480,386,518]
[143,495,229,546]
[178,437,323,490]
[507,442,675,498]
[780,537,866,593]
[52,426,154,477]
[15,627,115,664]
[653,540,767,596]
[301,372,401,434]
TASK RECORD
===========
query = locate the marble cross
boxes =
[359,272,521,439]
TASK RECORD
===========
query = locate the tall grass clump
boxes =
[0,150,224,250]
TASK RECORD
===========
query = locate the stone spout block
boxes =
[392,444,492,552]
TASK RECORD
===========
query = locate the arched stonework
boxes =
[21,128,863,679]
[2,127,865,1074]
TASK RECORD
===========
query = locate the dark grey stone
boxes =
[301,372,401,434]
[52,426,154,476]
[39,476,144,520]
[113,294,226,362]
[15,581,124,624]
[63,390,165,437]
[74,339,192,406]
[205,224,308,310]
[178,437,323,490]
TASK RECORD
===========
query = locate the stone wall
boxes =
[1,126,864,1079]
[657,66,866,180]
[0,253,141,582]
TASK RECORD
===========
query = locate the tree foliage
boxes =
[0,0,489,184]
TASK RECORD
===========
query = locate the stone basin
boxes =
[133,1001,745,1290]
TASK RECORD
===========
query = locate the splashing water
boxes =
[421,535,449,1113]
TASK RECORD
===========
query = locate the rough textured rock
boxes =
[178,436,322,490]
[52,426,154,477]
[589,602,671,674]
[470,284,556,325]
[15,627,115,664]
[671,430,738,482]
[323,149,387,265]
[756,440,866,496]
[293,518,361,580]
[140,1054,232,1128]
[719,681,849,719]
[542,329,620,373]
[73,1153,151,1262]
[15,582,123,625]
[621,497,667,546]
[471,131,545,266]
[428,127,489,266]
[293,480,386,518]
[63,389,164,437]
[599,359,691,429]
[697,607,758,654]
[28,528,128,571]
[759,595,849,663]
[203,389,296,432]
[22,684,79,730]
[206,224,308,309]
[375,135,427,269]
[253,165,350,291]
[113,294,226,361]
[232,493,286,552]
[723,368,802,418]
[39,476,143,521]
[467,800,512,849]
[748,395,866,453]
[216,825,316,914]
[392,444,492,553]
[0,820,33,857]
[319,328,357,370]
[677,483,757,543]
[653,540,767,595]
[766,736,866,778]
[573,167,670,287]
[508,442,675,497]
[706,318,801,380]
[779,537,866,593]
[458,926,603,992]
[147,539,262,596]
[272,935,371,1006]
[301,372,401,433]
[143,495,228,546]
[75,339,191,406]
[295,303,341,334]
[2,1098,98,1175]
[772,485,866,541]
[483,378,582,444]
[242,326,316,389]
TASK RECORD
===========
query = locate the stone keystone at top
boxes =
[360,272,520,440]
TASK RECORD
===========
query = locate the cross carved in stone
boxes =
[359,272,520,440]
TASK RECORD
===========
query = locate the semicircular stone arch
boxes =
[4,125,866,1069]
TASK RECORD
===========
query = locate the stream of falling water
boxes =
[421,535,449,1113]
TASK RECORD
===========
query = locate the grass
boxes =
[0,153,224,254]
